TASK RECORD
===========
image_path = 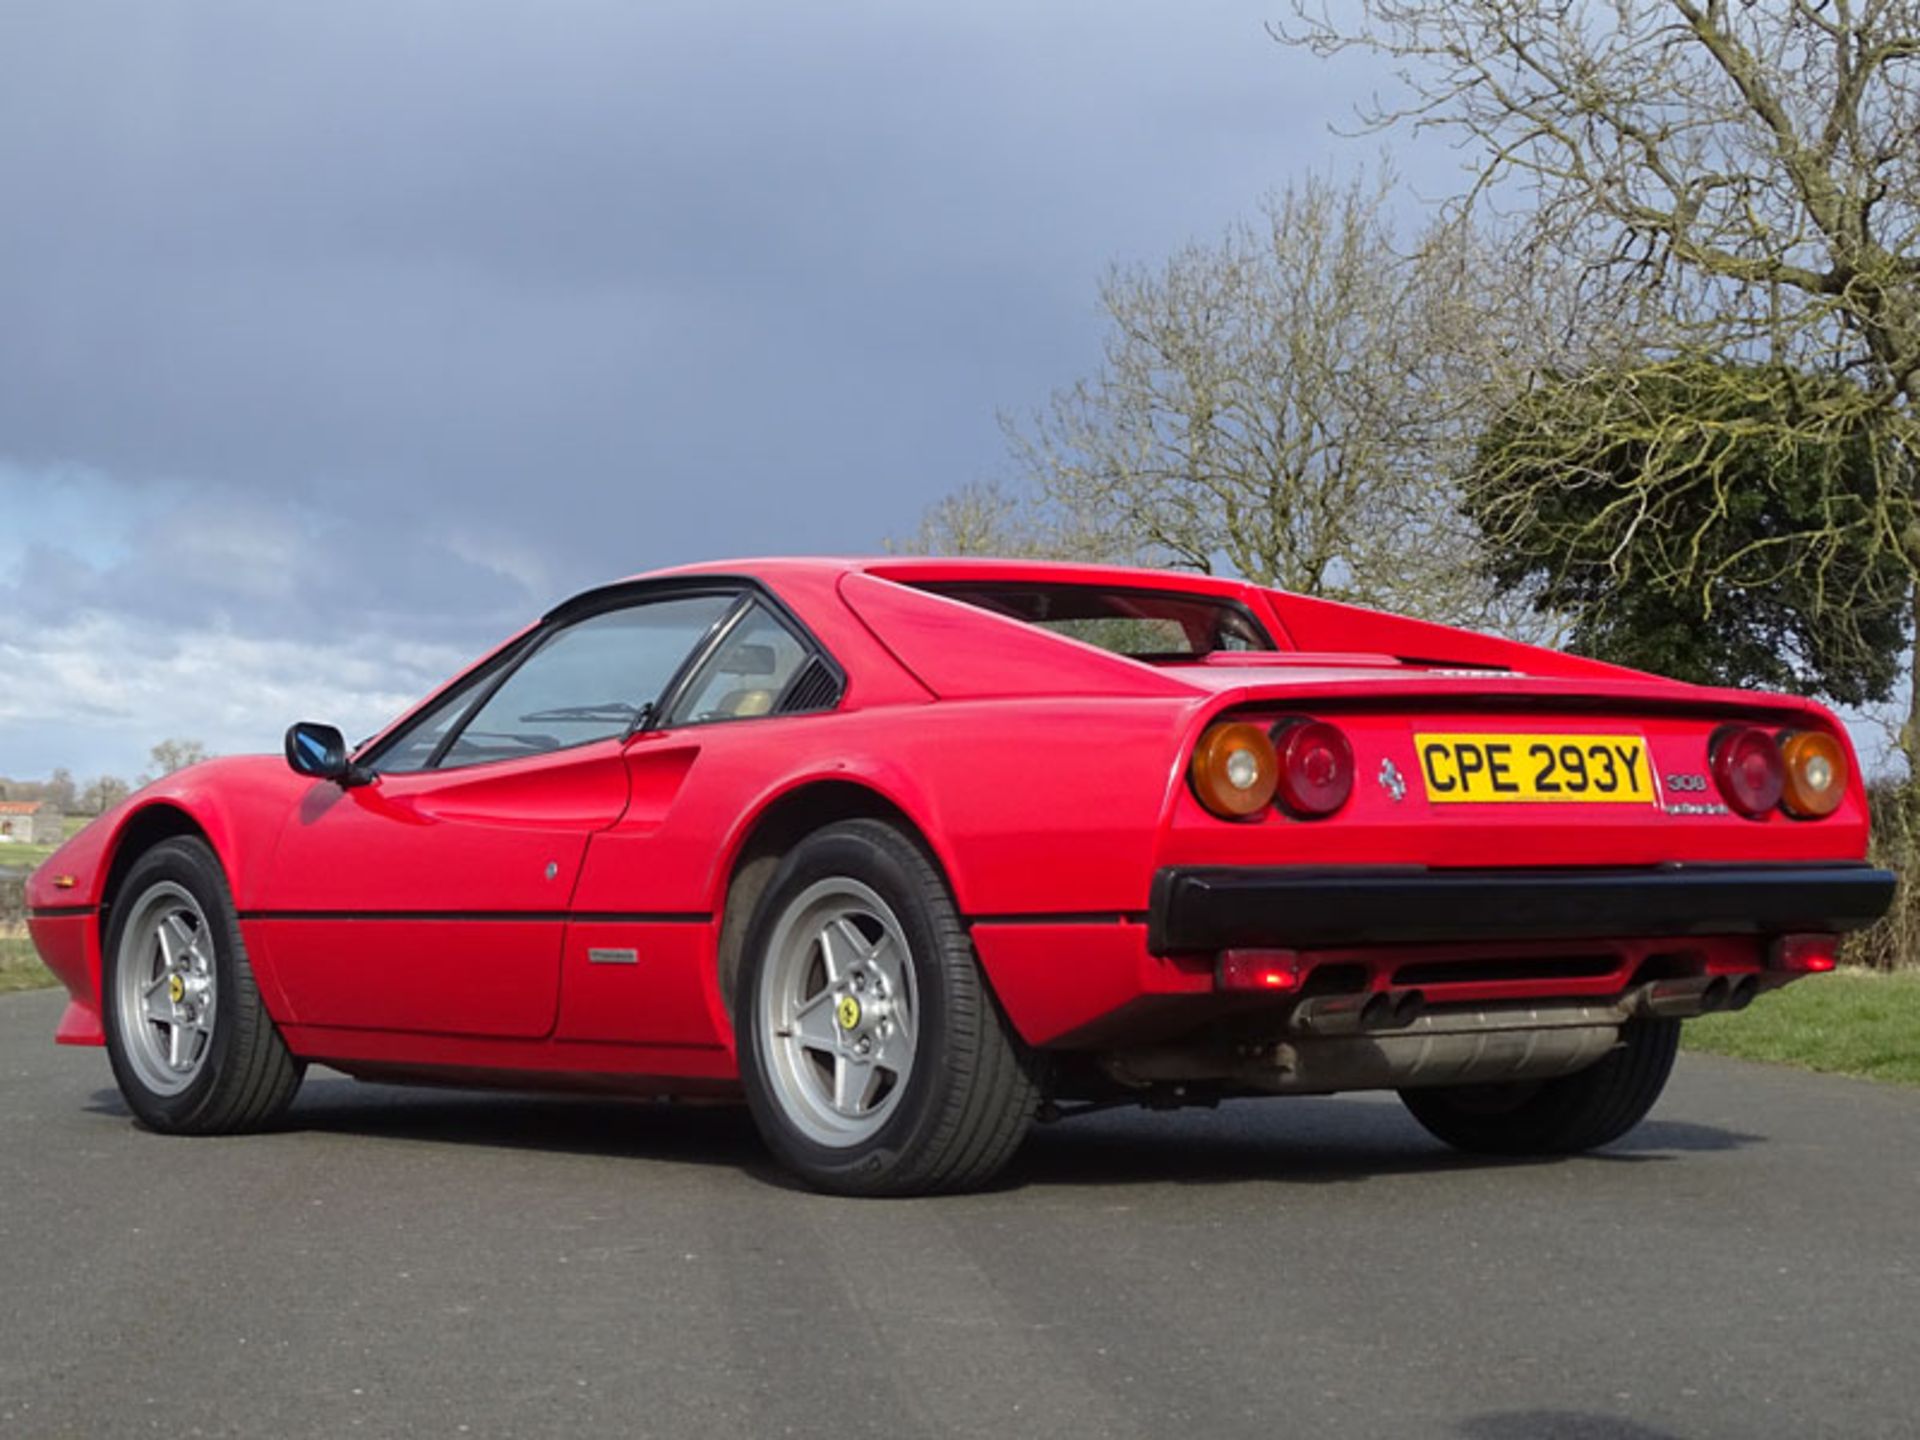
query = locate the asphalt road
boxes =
[2,987,1916,1440]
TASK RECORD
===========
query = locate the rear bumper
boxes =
[1148,862,1896,955]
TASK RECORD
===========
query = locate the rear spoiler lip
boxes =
[1182,671,1831,727]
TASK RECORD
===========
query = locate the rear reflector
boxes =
[1217,948,1303,992]
[1769,934,1840,974]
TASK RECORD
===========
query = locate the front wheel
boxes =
[103,836,305,1133]
[736,819,1040,1196]
[1398,1017,1681,1156]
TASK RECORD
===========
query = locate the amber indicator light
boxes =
[1778,730,1847,819]
[1190,722,1280,819]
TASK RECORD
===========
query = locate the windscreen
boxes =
[916,581,1276,659]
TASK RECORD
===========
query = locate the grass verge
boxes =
[1684,968,1920,1086]
[0,930,55,994]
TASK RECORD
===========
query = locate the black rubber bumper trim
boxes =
[26,904,96,920]
[1147,863,1897,955]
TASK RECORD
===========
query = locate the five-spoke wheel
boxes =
[760,878,919,1145]
[738,819,1039,1195]
[113,881,220,1095]
[103,836,305,1133]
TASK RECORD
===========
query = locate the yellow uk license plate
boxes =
[1414,733,1657,804]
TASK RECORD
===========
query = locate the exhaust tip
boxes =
[1700,976,1732,1012]
[1360,993,1393,1029]
[1390,989,1425,1029]
[1723,975,1760,1012]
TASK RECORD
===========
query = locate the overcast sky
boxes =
[0,2,1436,780]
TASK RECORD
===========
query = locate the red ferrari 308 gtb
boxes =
[26,558,1894,1193]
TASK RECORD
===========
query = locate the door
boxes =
[557,595,845,1044]
[254,591,740,1038]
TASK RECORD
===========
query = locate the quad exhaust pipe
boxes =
[1285,988,1425,1037]
[1629,973,1759,1020]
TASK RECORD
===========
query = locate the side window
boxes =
[438,594,736,768]
[368,663,502,774]
[668,602,809,724]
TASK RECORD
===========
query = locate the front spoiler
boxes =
[1147,862,1896,955]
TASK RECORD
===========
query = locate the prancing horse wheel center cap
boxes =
[167,974,186,1005]
[836,995,862,1032]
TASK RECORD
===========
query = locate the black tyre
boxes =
[736,819,1040,1196]
[1398,1018,1681,1156]
[102,836,305,1133]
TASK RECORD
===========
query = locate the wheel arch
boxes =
[711,777,962,1018]
[97,803,219,949]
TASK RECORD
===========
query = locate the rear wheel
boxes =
[736,819,1040,1195]
[1398,1017,1680,1155]
[103,837,305,1133]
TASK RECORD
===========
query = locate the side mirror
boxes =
[284,722,371,787]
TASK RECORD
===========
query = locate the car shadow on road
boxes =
[1004,1101,1763,1189]
[84,1082,1763,1192]
[88,1077,779,1169]
[1458,1411,1684,1440]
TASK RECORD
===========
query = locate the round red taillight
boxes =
[1273,719,1354,818]
[1710,725,1785,819]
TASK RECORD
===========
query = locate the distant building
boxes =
[0,800,63,846]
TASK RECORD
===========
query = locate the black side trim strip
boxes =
[238,910,712,925]
[1149,863,1896,954]
[967,912,1150,928]
[27,905,96,920]
[572,912,712,926]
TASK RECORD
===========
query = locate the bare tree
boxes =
[972,171,1503,624]
[1281,0,1920,763]
[1470,355,1911,703]
[889,481,1059,558]
[147,739,209,778]
[43,768,77,812]
[80,776,132,815]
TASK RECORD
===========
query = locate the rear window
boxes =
[916,582,1275,659]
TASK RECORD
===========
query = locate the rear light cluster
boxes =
[1189,716,1354,821]
[1710,726,1848,820]
[1273,719,1354,817]
[1778,731,1847,817]
[1188,723,1280,819]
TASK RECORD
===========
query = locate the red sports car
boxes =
[26,558,1894,1193]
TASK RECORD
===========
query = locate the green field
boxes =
[1684,968,1920,1086]
[0,814,87,875]
[0,845,56,872]
[0,932,52,994]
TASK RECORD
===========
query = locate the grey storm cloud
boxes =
[0,0,1400,774]
[0,496,529,643]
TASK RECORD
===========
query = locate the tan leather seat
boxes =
[716,688,776,717]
